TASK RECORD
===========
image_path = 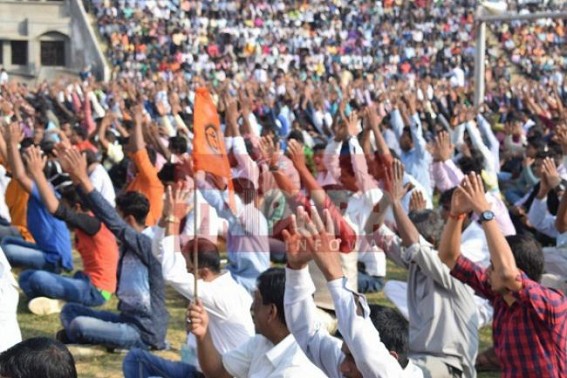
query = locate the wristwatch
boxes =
[478,210,495,224]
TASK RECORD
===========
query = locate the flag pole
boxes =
[193,186,198,300]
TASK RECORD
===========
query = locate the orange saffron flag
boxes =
[192,87,231,179]
[192,87,235,211]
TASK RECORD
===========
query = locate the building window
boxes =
[11,41,27,66]
[41,41,65,66]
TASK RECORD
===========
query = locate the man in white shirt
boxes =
[283,208,423,378]
[123,186,254,378]
[187,268,327,378]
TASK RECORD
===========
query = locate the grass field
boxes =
[15,256,500,377]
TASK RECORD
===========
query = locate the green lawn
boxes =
[15,257,500,377]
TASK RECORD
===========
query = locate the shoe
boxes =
[66,344,108,358]
[55,329,72,344]
[28,297,65,315]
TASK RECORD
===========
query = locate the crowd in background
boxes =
[0,1,565,378]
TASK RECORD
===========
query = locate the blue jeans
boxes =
[123,348,200,378]
[0,224,22,243]
[60,303,147,350]
[2,237,60,273]
[19,270,106,307]
[358,272,385,294]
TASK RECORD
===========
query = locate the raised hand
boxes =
[60,147,89,184]
[23,146,46,178]
[457,173,490,215]
[543,157,561,189]
[538,157,561,198]
[347,112,360,137]
[431,131,453,162]
[364,103,382,131]
[304,207,342,281]
[259,135,280,167]
[282,207,313,270]
[409,190,426,212]
[186,299,208,340]
[287,139,306,170]
[224,93,239,127]
[163,183,193,221]
[384,159,409,203]
[4,122,23,146]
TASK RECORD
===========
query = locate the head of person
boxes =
[252,268,287,337]
[313,143,327,173]
[0,337,77,378]
[115,191,149,228]
[70,126,88,145]
[339,305,410,378]
[182,238,221,281]
[338,142,359,192]
[168,135,188,156]
[532,150,552,178]
[399,126,413,152]
[439,187,457,222]
[232,177,256,205]
[526,136,546,159]
[409,209,444,248]
[457,149,484,175]
[487,234,544,291]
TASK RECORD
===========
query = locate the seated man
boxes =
[373,160,478,377]
[440,172,567,377]
[122,185,254,378]
[283,207,423,377]
[56,148,168,351]
[0,337,77,378]
[17,146,119,315]
[187,268,327,377]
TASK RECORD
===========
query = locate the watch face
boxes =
[482,211,495,221]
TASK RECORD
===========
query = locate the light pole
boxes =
[473,7,567,106]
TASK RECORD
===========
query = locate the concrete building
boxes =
[0,0,109,81]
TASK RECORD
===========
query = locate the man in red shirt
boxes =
[439,172,567,378]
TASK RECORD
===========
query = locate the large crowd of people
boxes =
[0,1,566,378]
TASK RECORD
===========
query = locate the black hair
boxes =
[20,137,34,152]
[457,149,484,175]
[72,125,88,141]
[527,136,546,153]
[158,162,177,184]
[59,185,88,211]
[369,305,410,368]
[409,209,444,247]
[232,177,256,205]
[184,238,221,273]
[257,267,286,326]
[505,234,544,282]
[287,129,304,144]
[548,141,563,164]
[313,143,326,153]
[0,337,77,378]
[115,191,149,225]
[439,187,456,210]
[82,149,99,166]
[169,136,188,155]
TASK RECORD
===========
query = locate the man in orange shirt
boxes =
[125,106,164,226]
